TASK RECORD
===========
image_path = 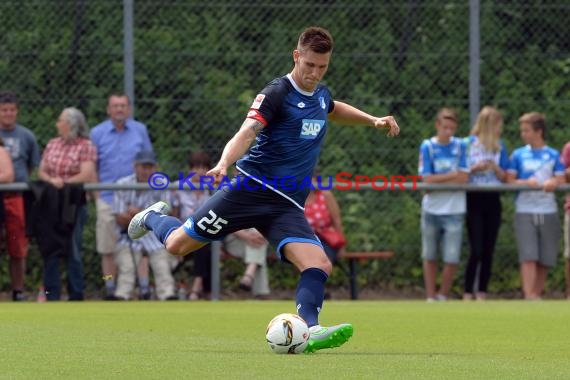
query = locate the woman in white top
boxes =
[463,106,509,301]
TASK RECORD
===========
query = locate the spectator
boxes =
[0,137,14,182]
[506,112,565,300]
[113,151,177,300]
[562,140,570,300]
[172,151,212,300]
[0,91,41,301]
[135,255,151,300]
[37,107,96,301]
[419,108,469,302]
[0,137,15,240]
[463,106,509,301]
[304,174,346,265]
[90,93,153,299]
[224,228,271,298]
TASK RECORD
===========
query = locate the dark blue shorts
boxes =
[182,175,322,260]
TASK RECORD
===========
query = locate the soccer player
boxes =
[128,26,400,353]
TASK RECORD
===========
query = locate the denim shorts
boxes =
[421,211,464,264]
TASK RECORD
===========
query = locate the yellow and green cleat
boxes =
[304,323,353,353]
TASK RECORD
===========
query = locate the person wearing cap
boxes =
[38,107,97,301]
[90,93,153,299]
[112,150,178,300]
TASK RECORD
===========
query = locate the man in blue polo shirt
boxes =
[90,93,153,299]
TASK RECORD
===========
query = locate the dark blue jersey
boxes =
[236,74,335,209]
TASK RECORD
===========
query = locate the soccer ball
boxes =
[265,313,310,354]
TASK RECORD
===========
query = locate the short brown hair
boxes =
[519,112,546,138]
[108,93,130,105]
[297,26,334,54]
[436,107,459,124]
[0,91,19,106]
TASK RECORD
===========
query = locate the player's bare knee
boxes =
[325,260,333,275]
[164,236,188,256]
[318,257,333,275]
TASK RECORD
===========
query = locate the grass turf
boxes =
[0,300,569,379]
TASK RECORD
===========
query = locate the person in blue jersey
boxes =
[419,108,469,302]
[127,26,400,353]
[560,141,570,299]
[506,112,565,300]
[463,106,509,301]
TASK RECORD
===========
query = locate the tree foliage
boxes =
[0,1,568,295]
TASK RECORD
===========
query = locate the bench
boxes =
[219,247,394,300]
[337,251,395,300]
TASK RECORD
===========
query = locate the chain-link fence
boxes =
[0,1,569,298]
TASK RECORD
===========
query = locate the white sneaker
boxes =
[128,201,171,240]
[427,294,447,302]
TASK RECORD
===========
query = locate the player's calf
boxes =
[164,228,208,256]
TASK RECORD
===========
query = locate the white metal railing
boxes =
[5,181,568,300]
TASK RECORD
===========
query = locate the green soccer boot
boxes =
[304,323,354,353]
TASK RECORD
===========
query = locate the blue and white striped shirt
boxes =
[113,174,173,253]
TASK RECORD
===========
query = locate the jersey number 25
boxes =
[197,210,228,235]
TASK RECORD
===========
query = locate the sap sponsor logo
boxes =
[433,158,456,173]
[300,119,325,139]
[251,94,265,109]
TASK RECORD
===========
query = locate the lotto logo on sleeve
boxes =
[251,94,265,109]
[300,119,325,139]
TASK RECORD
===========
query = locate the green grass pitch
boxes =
[1,300,569,379]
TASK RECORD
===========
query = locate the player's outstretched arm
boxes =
[207,118,265,181]
[329,101,400,137]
